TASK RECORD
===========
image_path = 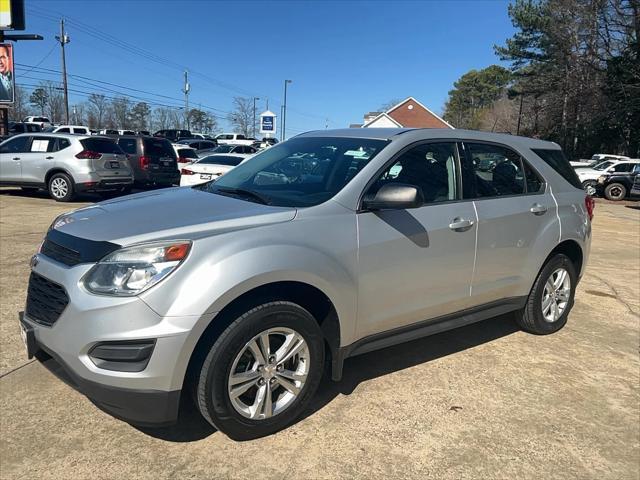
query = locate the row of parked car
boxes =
[568,154,640,201]
[0,127,278,201]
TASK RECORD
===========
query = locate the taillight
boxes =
[75,150,102,159]
[585,195,595,221]
[181,168,195,175]
[139,156,150,170]
[178,157,190,163]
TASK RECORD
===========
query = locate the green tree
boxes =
[443,65,512,129]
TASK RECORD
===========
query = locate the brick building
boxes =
[350,97,453,129]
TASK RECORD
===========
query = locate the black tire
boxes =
[581,180,596,191]
[196,301,325,440]
[517,254,577,335]
[47,173,75,202]
[604,182,627,201]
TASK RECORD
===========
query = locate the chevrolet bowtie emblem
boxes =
[30,255,39,269]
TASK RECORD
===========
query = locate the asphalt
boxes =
[0,187,638,480]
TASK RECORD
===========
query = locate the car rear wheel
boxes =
[196,301,325,440]
[604,183,627,201]
[581,180,596,191]
[517,254,577,335]
[48,173,75,202]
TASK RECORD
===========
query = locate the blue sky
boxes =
[14,0,515,135]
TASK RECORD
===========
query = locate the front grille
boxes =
[41,238,81,266]
[25,273,69,327]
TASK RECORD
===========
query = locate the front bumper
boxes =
[20,313,180,426]
[19,255,202,425]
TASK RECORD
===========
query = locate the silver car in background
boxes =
[0,133,133,201]
[18,128,592,440]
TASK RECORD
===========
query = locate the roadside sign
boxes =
[0,43,15,104]
[0,0,11,29]
[260,110,276,135]
[0,0,25,31]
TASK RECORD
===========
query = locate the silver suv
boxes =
[18,129,592,439]
[0,133,133,201]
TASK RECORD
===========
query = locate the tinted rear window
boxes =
[143,138,175,158]
[81,138,123,154]
[198,155,244,166]
[531,149,582,189]
[177,148,198,159]
[118,138,138,155]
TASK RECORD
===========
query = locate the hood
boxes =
[54,187,296,244]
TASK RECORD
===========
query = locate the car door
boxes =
[356,142,478,338]
[0,136,30,182]
[461,141,554,305]
[20,136,58,184]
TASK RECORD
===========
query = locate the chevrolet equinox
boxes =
[19,128,593,440]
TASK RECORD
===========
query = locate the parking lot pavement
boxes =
[1,187,638,480]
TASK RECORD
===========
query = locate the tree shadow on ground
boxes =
[137,313,519,442]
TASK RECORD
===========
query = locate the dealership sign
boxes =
[260,110,276,135]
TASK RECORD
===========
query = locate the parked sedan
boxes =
[177,138,218,154]
[179,153,251,186]
[203,144,257,156]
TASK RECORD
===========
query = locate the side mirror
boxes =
[363,183,424,211]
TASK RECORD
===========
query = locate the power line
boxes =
[26,5,337,125]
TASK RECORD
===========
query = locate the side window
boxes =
[57,138,70,151]
[57,127,70,133]
[612,163,633,172]
[366,142,458,204]
[464,143,525,198]
[30,137,52,152]
[633,164,640,174]
[0,136,30,153]
[523,161,544,193]
[117,138,138,155]
[237,134,246,140]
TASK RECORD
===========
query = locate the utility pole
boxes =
[182,71,190,129]
[252,97,260,138]
[56,19,70,124]
[282,79,292,141]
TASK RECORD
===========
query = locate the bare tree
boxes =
[378,98,402,111]
[88,94,108,129]
[9,86,31,122]
[111,97,130,129]
[153,107,171,131]
[29,87,48,116]
[43,81,64,123]
[227,97,254,136]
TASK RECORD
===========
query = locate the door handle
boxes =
[449,217,474,232]
[45,156,54,160]
[530,203,548,215]
[12,157,20,161]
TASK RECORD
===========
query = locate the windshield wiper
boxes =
[214,187,271,205]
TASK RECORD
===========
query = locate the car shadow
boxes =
[135,313,519,442]
[0,186,102,203]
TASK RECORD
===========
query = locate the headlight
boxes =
[82,241,191,296]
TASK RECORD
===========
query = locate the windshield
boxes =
[197,136,389,207]
[593,161,614,171]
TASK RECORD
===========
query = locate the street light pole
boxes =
[282,79,292,141]
[253,97,260,138]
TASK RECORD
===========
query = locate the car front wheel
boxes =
[604,183,627,201]
[196,301,325,440]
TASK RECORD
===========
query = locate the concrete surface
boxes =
[1,187,638,480]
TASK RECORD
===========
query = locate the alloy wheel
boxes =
[227,327,310,420]
[50,178,69,199]
[541,267,571,322]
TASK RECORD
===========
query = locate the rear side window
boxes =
[199,155,244,166]
[464,143,525,198]
[143,138,175,158]
[56,138,70,151]
[531,148,582,189]
[74,128,89,134]
[81,138,123,154]
[118,138,138,155]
